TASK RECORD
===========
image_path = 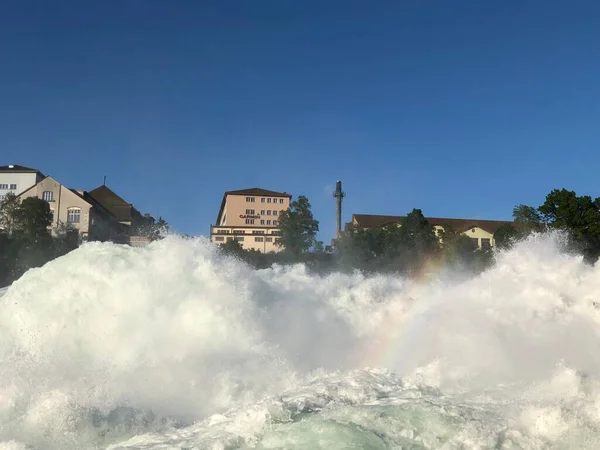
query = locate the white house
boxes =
[0,165,45,201]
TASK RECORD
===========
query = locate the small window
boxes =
[260,220,265,225]
[9,184,16,190]
[481,238,491,249]
[265,237,273,242]
[246,209,255,214]
[245,219,255,225]
[273,210,278,216]
[246,197,255,202]
[260,210,265,215]
[233,230,245,234]
[261,198,265,203]
[267,198,272,203]
[235,236,244,241]
[215,236,224,242]
[255,237,264,242]
[67,208,81,223]
[279,198,284,204]
[42,191,54,201]
[273,221,278,226]
[226,236,234,241]
[267,220,271,225]
[252,230,265,234]
[0,184,7,190]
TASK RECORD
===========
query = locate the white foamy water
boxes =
[2,232,600,449]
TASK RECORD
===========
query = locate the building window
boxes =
[261,198,265,203]
[233,230,245,234]
[216,229,229,234]
[226,236,233,241]
[245,219,255,225]
[271,231,281,236]
[42,191,54,201]
[255,237,264,242]
[273,210,278,216]
[9,184,16,190]
[273,221,278,226]
[260,210,265,215]
[267,198,272,203]
[235,236,244,241]
[252,230,265,234]
[215,236,224,242]
[246,197,255,202]
[267,220,271,225]
[246,209,255,214]
[67,208,81,223]
[481,238,491,249]
[266,210,271,216]
[279,199,284,204]
[265,237,273,242]
[260,220,265,225]
[0,184,7,189]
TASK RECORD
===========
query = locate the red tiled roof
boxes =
[351,214,513,234]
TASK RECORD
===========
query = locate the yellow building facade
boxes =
[210,188,292,253]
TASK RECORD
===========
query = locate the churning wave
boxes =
[2,232,600,449]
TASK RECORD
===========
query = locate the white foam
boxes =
[1,232,600,448]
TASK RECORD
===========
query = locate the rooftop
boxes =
[225,187,291,198]
[350,214,513,234]
[0,164,42,174]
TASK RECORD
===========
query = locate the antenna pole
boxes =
[333,180,345,239]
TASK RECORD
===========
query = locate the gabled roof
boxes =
[351,214,513,235]
[215,187,292,225]
[225,187,292,198]
[88,185,138,223]
[16,176,117,220]
[0,164,44,175]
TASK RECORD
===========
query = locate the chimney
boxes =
[333,180,345,239]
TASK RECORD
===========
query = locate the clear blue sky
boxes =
[2,1,600,242]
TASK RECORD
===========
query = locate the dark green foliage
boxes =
[0,196,80,286]
[276,195,319,257]
[493,223,521,250]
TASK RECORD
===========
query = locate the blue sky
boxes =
[1,1,600,242]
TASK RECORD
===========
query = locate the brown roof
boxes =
[0,164,44,175]
[351,214,513,234]
[215,187,292,225]
[88,185,139,223]
[225,188,292,198]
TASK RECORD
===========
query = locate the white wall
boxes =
[0,172,42,199]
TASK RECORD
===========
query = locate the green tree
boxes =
[13,197,53,241]
[276,195,319,257]
[493,223,521,250]
[512,204,545,233]
[537,189,600,261]
[0,193,20,235]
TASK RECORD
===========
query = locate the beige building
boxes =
[210,188,292,253]
[0,164,45,200]
[18,176,125,242]
[348,214,513,249]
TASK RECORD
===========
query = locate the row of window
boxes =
[0,184,17,190]
[214,236,281,243]
[246,197,285,204]
[245,209,279,216]
[215,229,281,235]
[245,219,278,225]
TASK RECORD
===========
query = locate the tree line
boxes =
[219,188,600,275]
[0,193,168,286]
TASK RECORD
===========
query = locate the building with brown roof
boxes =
[18,176,125,242]
[347,213,513,249]
[210,188,292,253]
